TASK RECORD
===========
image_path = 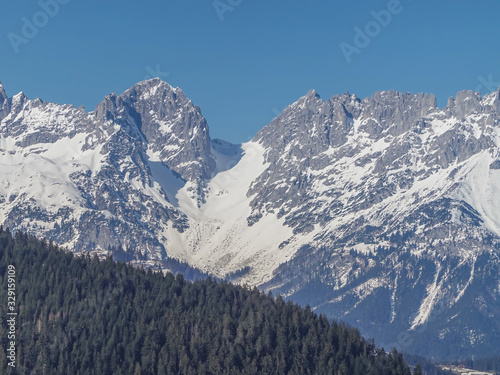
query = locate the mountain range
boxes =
[1,78,499,360]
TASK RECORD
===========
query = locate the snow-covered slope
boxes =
[1,79,499,359]
[163,141,311,286]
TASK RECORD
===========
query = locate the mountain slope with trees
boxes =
[0,227,416,374]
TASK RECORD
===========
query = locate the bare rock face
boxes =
[490,159,500,169]
[452,90,483,118]
[96,79,215,183]
[0,82,10,121]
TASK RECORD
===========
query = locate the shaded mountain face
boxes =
[95,80,215,183]
[0,79,499,359]
[0,83,10,121]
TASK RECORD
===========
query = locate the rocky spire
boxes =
[0,81,6,100]
[0,81,11,121]
[118,79,216,183]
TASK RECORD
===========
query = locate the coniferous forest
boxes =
[0,228,415,374]
[458,356,500,374]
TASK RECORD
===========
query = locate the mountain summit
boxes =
[0,79,499,359]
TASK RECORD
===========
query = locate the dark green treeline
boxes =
[0,228,412,374]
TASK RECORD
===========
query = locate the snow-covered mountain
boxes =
[1,79,499,359]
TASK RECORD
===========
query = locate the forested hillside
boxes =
[458,356,500,374]
[0,228,414,374]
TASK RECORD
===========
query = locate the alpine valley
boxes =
[1,78,499,360]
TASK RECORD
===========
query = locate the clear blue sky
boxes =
[1,0,500,143]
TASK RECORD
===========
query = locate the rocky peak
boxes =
[305,88,320,100]
[95,92,122,123]
[359,91,437,137]
[0,81,7,102]
[0,91,28,135]
[122,78,178,103]
[92,79,215,202]
[93,91,145,141]
[9,92,27,117]
[493,88,500,114]
[254,89,326,158]
[0,88,96,147]
[118,79,215,183]
[452,90,482,118]
[256,89,439,156]
[481,88,500,115]
[0,81,10,121]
